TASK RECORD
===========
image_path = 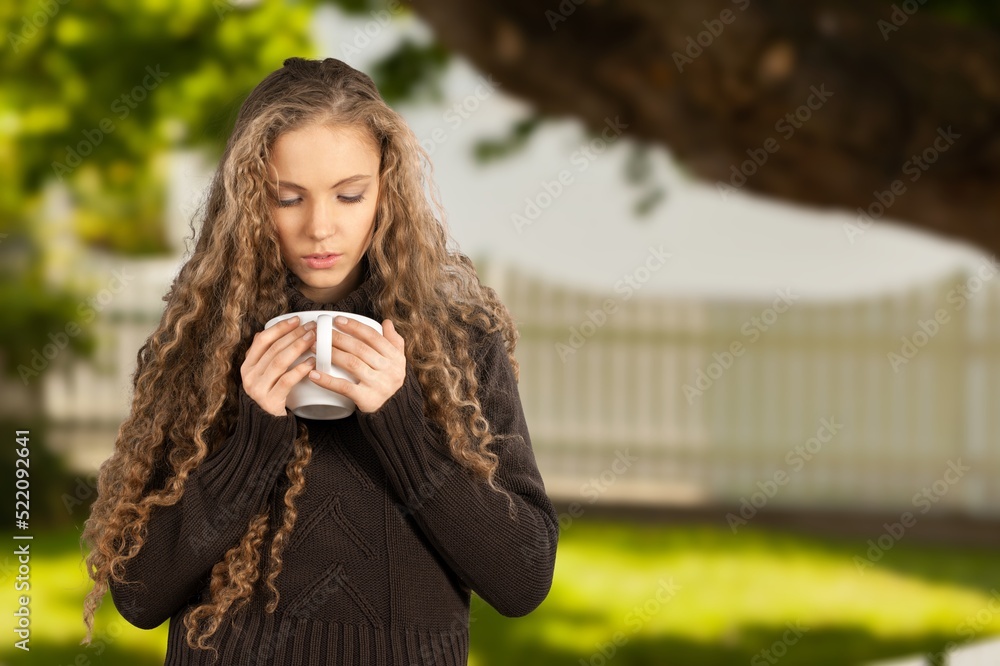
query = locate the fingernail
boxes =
[309,370,320,379]
[335,316,349,325]
[288,316,299,324]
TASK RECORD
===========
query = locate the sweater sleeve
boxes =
[108,385,299,630]
[356,329,559,617]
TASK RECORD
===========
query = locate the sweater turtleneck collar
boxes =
[282,255,381,320]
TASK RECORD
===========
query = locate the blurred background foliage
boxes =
[0,0,455,378]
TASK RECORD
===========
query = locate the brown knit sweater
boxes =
[108,258,560,665]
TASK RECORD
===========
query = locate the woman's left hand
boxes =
[308,316,406,414]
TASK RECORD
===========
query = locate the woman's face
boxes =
[267,122,381,305]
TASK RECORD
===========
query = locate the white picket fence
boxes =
[479,254,1000,516]
[35,252,1000,516]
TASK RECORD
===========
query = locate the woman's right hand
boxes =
[241,316,318,417]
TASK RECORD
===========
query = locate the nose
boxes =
[305,198,338,240]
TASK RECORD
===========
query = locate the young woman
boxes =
[80,56,559,665]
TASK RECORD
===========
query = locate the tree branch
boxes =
[408,0,1000,254]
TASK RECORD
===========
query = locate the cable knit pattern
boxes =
[107,256,559,665]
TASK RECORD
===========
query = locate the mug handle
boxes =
[316,314,333,376]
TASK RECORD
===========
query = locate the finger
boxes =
[382,319,405,353]
[308,367,358,401]
[270,356,317,400]
[310,326,384,372]
[262,325,312,371]
[333,316,396,357]
[254,324,312,387]
[245,316,301,368]
[327,345,379,380]
[264,326,317,389]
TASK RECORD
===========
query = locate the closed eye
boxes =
[276,195,366,208]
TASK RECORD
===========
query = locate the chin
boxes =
[299,274,335,288]
[301,266,351,288]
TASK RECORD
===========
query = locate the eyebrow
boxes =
[272,174,372,191]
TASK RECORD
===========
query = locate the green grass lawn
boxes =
[3,517,999,665]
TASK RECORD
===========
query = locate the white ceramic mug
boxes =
[263,310,383,420]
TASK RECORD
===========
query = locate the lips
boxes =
[303,253,342,269]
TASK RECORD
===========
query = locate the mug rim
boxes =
[264,310,382,330]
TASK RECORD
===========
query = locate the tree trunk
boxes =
[409,0,1000,255]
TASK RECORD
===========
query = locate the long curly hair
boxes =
[80,56,521,656]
